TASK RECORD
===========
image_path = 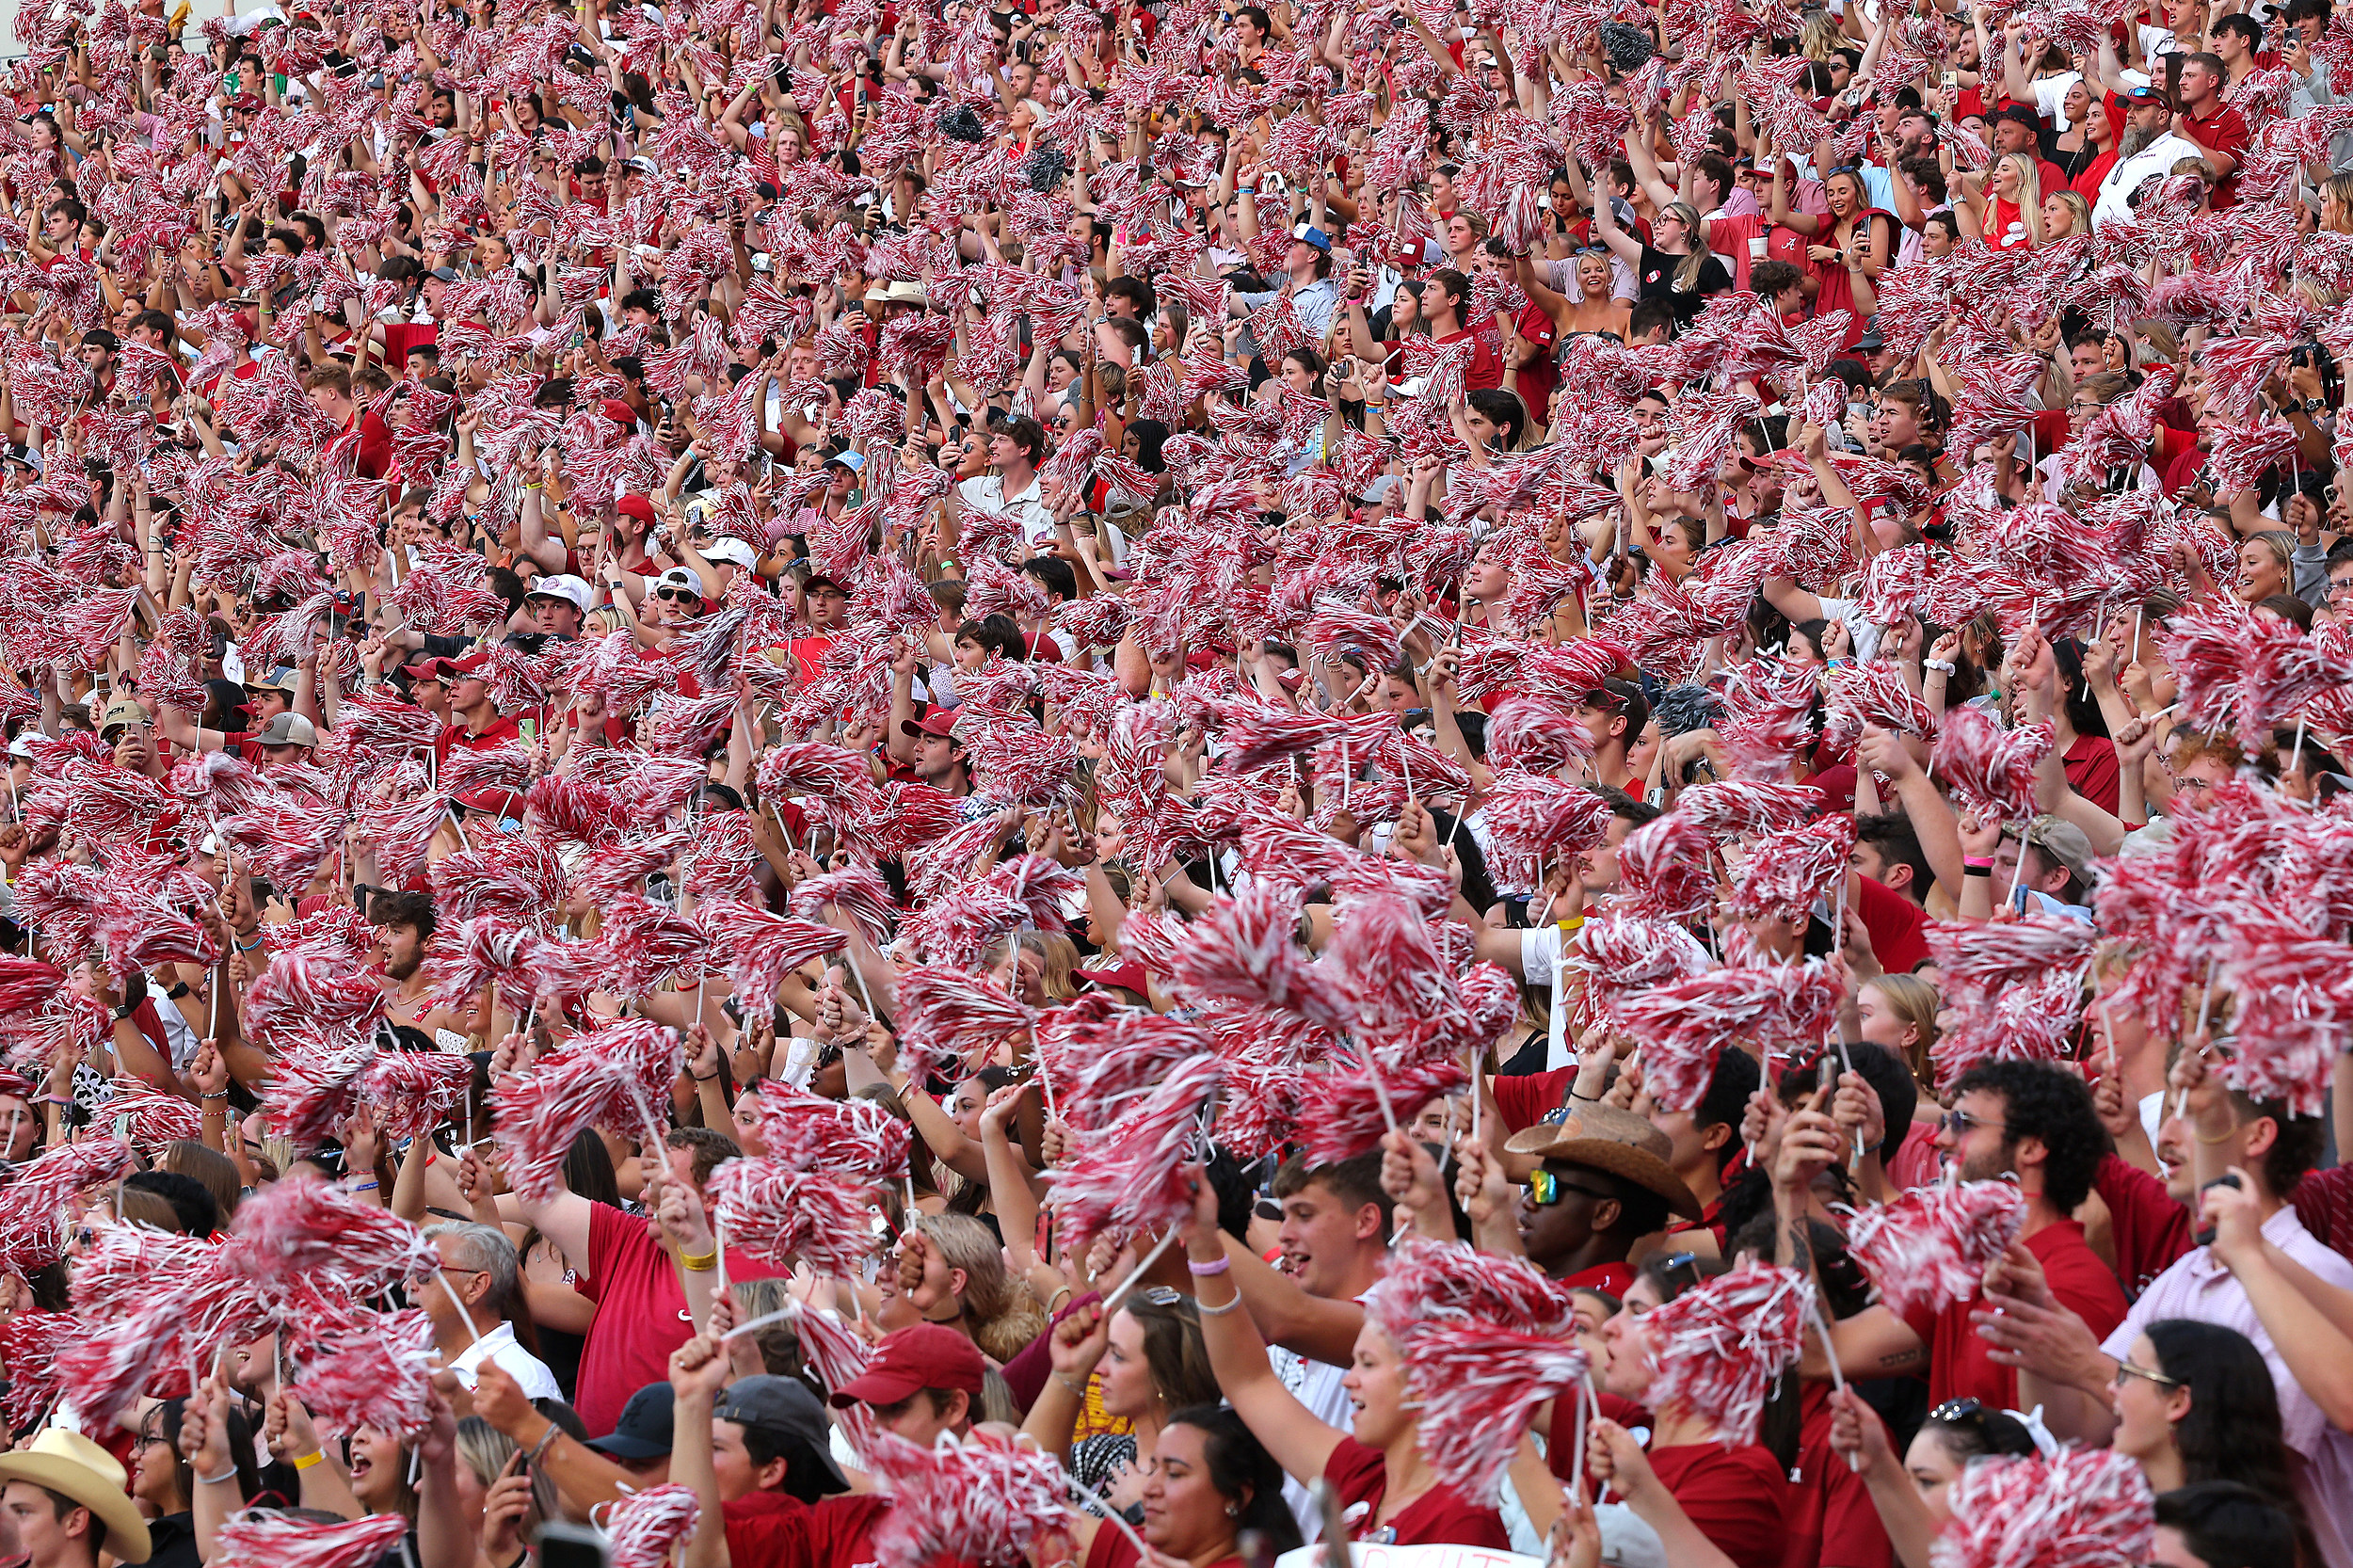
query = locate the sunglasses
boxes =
[1939,1108,2006,1137]
[1527,1169,1613,1207]
[657,588,698,603]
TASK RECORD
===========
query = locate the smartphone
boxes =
[2192,1173,2242,1248]
[1941,69,1959,93]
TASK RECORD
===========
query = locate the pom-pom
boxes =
[709,1158,880,1278]
[1931,706,2052,824]
[1845,1181,2026,1319]
[1048,1053,1222,1250]
[214,1510,411,1568]
[1729,815,1855,925]
[864,1429,1075,1568]
[1641,1260,1813,1444]
[1924,917,2098,1090]
[606,1485,704,1568]
[491,1019,684,1199]
[1930,1448,2153,1568]
[1617,961,1842,1110]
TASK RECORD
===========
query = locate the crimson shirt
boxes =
[1433,326,1505,393]
[1853,874,1929,973]
[1781,1383,1894,1568]
[572,1200,784,1440]
[1645,1443,1792,1568]
[1321,1435,1511,1548]
[2179,102,2249,205]
[1494,1065,1577,1133]
[2293,1165,2353,1264]
[1900,1218,2127,1409]
[2093,1153,2194,1299]
[2064,733,2121,818]
[434,712,523,767]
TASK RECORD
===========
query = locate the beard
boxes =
[385,950,421,983]
[2120,124,2164,158]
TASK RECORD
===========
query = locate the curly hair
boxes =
[1947,1059,2105,1211]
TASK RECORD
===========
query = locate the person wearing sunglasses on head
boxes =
[1827,1393,2041,1567]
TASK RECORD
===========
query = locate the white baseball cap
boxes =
[526,573,593,615]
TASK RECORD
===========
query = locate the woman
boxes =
[454,1416,539,1568]
[2040,188,2093,242]
[1064,1406,1305,1568]
[1179,1165,1509,1547]
[1826,1393,2041,1568]
[135,1398,251,1568]
[2051,79,2100,176]
[2069,98,2125,202]
[1776,168,1893,329]
[1582,1258,1792,1568]
[1543,248,1630,340]
[2152,1481,2308,1568]
[1857,974,1943,1102]
[2235,534,2293,604]
[1977,152,2044,250]
[895,1211,1048,1365]
[1593,199,1729,328]
[0,1069,41,1161]
[2049,640,2121,815]
[2114,1320,2317,1560]
[2320,170,2353,234]
[1025,1291,1222,1502]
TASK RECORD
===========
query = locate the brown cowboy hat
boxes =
[1504,1102,1704,1222]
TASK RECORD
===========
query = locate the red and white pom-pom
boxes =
[1035,1000,1215,1131]
[697,897,848,1008]
[595,891,712,995]
[1933,1448,2154,1568]
[1485,696,1599,776]
[752,1082,911,1183]
[99,1076,205,1152]
[1925,917,2099,1091]
[708,1158,879,1278]
[214,1509,410,1568]
[289,1299,439,1437]
[1642,1260,1813,1444]
[1215,702,1348,775]
[1572,911,1712,1019]
[1618,961,1836,1107]
[893,966,1036,1087]
[790,864,900,950]
[1825,661,1939,747]
[0,1137,135,1275]
[1729,815,1855,925]
[1298,1056,1467,1166]
[1844,1180,2025,1320]
[360,1048,477,1147]
[491,1019,684,1199]
[1931,705,2052,824]
[0,956,65,1017]
[605,1485,704,1568]
[1163,885,1346,1029]
[1481,772,1613,879]
[227,1175,438,1305]
[863,1429,1076,1568]
[0,1312,70,1431]
[1048,1053,1222,1250]
[758,741,884,816]
[2214,910,2353,1116]
[1615,813,1717,922]
[1675,779,1823,838]
[1401,1319,1589,1495]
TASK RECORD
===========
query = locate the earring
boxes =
[1225,1506,1239,1519]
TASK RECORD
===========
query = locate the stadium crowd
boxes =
[0,0,2348,1564]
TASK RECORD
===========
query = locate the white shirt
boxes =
[958,472,1056,545]
[2031,72,2085,131]
[2093,132,2203,226]
[1273,1345,1358,1536]
[1522,925,1574,1072]
[446,1320,564,1401]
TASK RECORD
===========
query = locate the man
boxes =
[525,574,592,641]
[1225,220,1343,363]
[669,1337,880,1568]
[1636,1047,1762,1254]
[1987,815,2098,922]
[75,329,118,400]
[1851,810,1933,908]
[948,416,1054,546]
[1989,104,2070,194]
[1779,1059,2127,1410]
[2093,85,2201,226]
[1575,678,1649,792]
[418,1223,564,1399]
[303,361,393,479]
[435,651,522,765]
[832,1322,989,1442]
[254,711,316,769]
[401,657,455,726]
[1977,1071,2353,1568]
[484,1125,776,1438]
[98,698,161,779]
[2170,52,2249,206]
[1417,268,1504,392]
[1500,1105,1702,1291]
[371,889,457,1035]
[0,1428,153,1568]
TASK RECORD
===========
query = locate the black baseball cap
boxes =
[585,1383,676,1460]
[713,1377,849,1493]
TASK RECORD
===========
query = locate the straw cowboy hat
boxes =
[0,1428,154,1562]
[1504,1102,1705,1223]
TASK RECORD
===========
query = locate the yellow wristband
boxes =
[678,1247,719,1272]
[292,1449,326,1471]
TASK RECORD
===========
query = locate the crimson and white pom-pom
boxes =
[708,1158,879,1278]
[751,1081,911,1182]
[605,1485,703,1568]
[0,1312,70,1431]
[1573,912,1712,1019]
[1402,1318,1589,1494]
[492,1018,684,1199]
[893,966,1036,1087]
[99,1076,205,1151]
[697,897,847,1007]
[1485,695,1597,775]
[1617,962,1835,1109]
[361,1048,477,1146]
[1931,705,2052,824]
[2213,910,2353,1116]
[1642,1260,1812,1444]
[1729,814,1855,925]
[1930,1448,2153,1568]
[790,863,899,950]
[1298,1056,1467,1166]
[864,1429,1076,1568]
[1676,778,1823,837]
[227,1176,437,1305]
[1845,1180,2025,1320]
[214,1510,410,1568]
[0,1136,134,1275]
[1035,999,1214,1131]
[1048,1053,1222,1251]
[1924,917,2098,1091]
[290,1300,438,1437]
[1482,772,1612,877]
[1615,813,1716,922]
[1162,884,1345,1029]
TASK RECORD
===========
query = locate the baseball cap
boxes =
[97,697,149,741]
[712,1377,850,1492]
[1291,222,1332,252]
[617,493,657,523]
[453,785,528,820]
[653,566,704,599]
[624,154,657,174]
[831,1323,988,1409]
[256,712,318,748]
[824,450,865,473]
[1359,473,1401,505]
[1992,103,2042,128]
[2019,814,2098,888]
[586,1383,676,1460]
[525,574,593,615]
[244,665,299,695]
[898,706,958,741]
[1854,325,1885,352]
[428,265,459,282]
[600,398,639,427]
[226,93,263,111]
[401,656,457,681]
[701,537,758,569]
[2124,82,2171,108]
[1072,959,1147,997]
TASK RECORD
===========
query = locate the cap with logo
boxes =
[585,1381,677,1460]
[257,712,319,748]
[701,537,758,569]
[526,574,594,616]
[98,697,149,741]
[654,566,705,599]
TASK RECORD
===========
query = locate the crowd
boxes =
[0,0,2350,1564]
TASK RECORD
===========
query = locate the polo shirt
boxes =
[2179,101,2250,204]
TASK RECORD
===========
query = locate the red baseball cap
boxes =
[831,1324,987,1409]
[453,785,527,819]
[1073,960,1147,998]
[600,398,639,427]
[617,494,656,523]
[898,707,957,740]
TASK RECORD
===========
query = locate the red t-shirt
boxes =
[1494,1066,1577,1133]
[1645,1442,1792,1568]
[1321,1435,1511,1548]
[1562,1260,1637,1297]
[2093,1153,2194,1299]
[2064,733,2121,818]
[1853,874,1929,973]
[1900,1218,2126,1409]
[381,321,440,365]
[1434,326,1505,393]
[1782,1383,1894,1568]
[574,1200,784,1439]
[350,408,395,480]
[435,712,524,766]
[1510,298,1559,424]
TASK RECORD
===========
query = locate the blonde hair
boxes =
[2042,188,2091,242]
[1016,930,1080,1001]
[1997,153,2045,246]
[1865,973,1943,1093]
[915,1212,1048,1364]
[1663,202,1713,294]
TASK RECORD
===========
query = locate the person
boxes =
[2108,1320,2316,1560]
[418,1222,565,1400]
[1024,1291,1222,1500]
[1070,1406,1305,1568]
[0,1430,154,1568]
[1490,1105,1703,1289]
[1178,1163,1510,1549]
[831,1323,992,1444]
[2150,1481,2309,1568]
[1829,1393,2041,1567]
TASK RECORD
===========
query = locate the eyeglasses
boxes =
[657,588,697,603]
[2113,1358,2183,1391]
[1939,1108,2007,1137]
[1528,1169,1613,1207]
